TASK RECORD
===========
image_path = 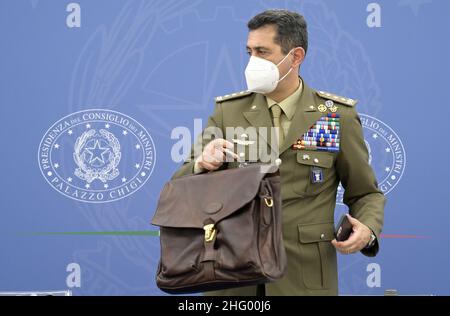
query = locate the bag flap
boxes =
[151,164,278,229]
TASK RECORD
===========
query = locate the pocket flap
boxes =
[296,151,334,168]
[298,222,335,243]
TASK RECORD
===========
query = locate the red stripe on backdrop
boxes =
[381,234,430,239]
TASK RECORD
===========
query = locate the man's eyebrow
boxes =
[246,46,271,51]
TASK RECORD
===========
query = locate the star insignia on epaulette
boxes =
[215,90,252,102]
[316,90,358,107]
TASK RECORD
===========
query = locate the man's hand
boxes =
[331,214,372,255]
[195,138,239,172]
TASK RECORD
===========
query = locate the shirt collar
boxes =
[266,79,303,120]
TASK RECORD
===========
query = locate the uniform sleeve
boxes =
[336,107,386,257]
[171,102,224,179]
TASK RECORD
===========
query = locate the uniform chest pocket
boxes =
[293,151,337,196]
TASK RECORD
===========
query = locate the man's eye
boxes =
[246,51,251,56]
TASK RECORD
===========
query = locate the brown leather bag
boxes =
[151,164,286,294]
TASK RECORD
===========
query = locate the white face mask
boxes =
[244,49,294,94]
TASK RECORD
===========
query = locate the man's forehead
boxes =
[246,25,278,49]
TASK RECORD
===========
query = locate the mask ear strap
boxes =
[276,48,294,66]
[276,48,295,83]
[277,67,293,83]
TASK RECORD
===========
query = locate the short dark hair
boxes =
[247,9,308,54]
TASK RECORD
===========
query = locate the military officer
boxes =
[171,9,385,296]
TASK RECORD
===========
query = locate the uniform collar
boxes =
[265,79,303,120]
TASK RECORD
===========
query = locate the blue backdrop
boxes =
[1,0,449,296]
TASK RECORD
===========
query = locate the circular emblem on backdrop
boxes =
[38,109,156,203]
[336,114,406,205]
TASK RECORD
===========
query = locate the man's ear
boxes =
[292,47,306,68]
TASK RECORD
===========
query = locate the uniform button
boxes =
[309,105,315,110]
[302,154,310,160]
[251,105,257,110]
[314,158,319,164]
[239,152,245,158]
[275,158,282,166]
[320,233,325,239]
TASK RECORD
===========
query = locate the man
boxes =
[172,9,385,295]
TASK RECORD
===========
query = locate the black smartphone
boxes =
[334,214,353,242]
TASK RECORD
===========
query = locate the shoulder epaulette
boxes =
[214,90,253,103]
[316,90,358,107]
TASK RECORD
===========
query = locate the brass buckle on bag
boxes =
[264,197,273,207]
[203,224,216,242]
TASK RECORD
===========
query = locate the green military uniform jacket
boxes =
[171,81,385,296]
